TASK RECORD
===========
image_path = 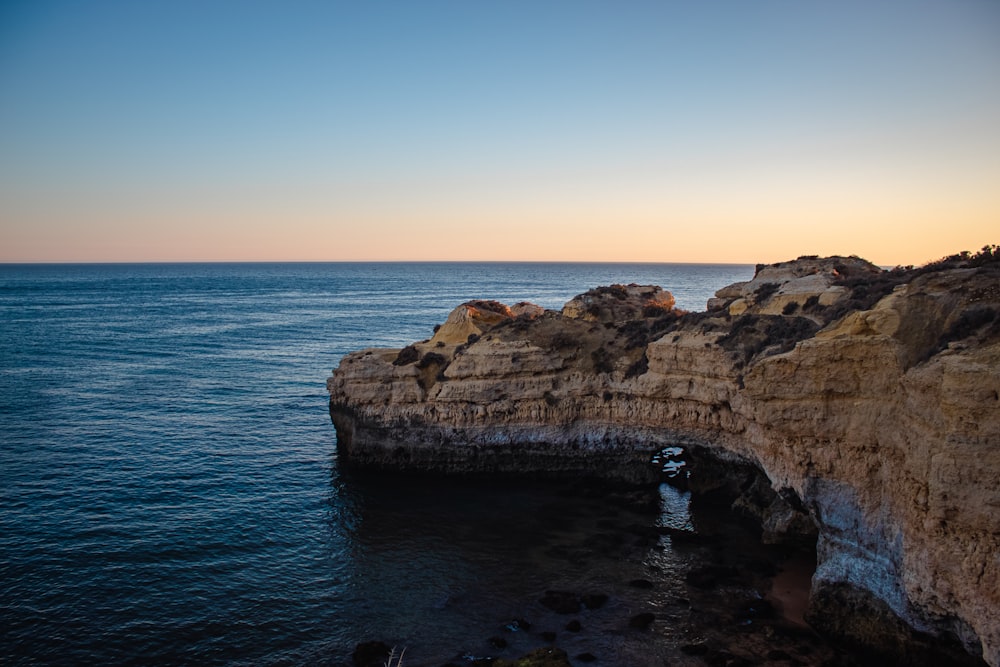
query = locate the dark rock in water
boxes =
[581,592,608,610]
[575,652,598,663]
[505,618,532,632]
[539,590,580,614]
[628,612,656,630]
[707,651,756,667]
[564,619,581,632]
[493,647,572,667]
[540,631,557,643]
[489,635,508,649]
[628,578,655,589]
[352,640,390,667]
[681,642,710,655]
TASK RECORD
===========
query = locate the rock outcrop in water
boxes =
[327,250,1000,666]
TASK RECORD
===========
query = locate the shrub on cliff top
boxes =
[642,301,673,318]
[550,331,577,349]
[590,284,629,300]
[824,271,906,324]
[754,282,780,302]
[624,353,649,378]
[618,320,648,349]
[967,244,999,266]
[719,314,820,366]
[616,312,682,349]
[920,244,999,271]
[392,345,419,366]
[416,352,447,369]
[819,247,999,328]
[933,306,1000,355]
[591,347,614,374]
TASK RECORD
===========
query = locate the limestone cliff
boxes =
[327,252,1000,666]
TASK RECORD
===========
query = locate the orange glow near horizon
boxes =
[3,210,995,268]
[3,175,996,267]
[1,2,998,268]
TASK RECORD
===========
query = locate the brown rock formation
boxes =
[327,251,1000,666]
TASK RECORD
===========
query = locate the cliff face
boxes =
[327,254,1000,666]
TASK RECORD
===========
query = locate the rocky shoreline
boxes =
[328,249,999,666]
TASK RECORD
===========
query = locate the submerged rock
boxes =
[628,612,656,630]
[351,641,390,667]
[580,593,608,610]
[328,250,1000,666]
[539,590,581,615]
[493,647,572,667]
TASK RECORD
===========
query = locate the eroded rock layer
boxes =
[327,253,1000,665]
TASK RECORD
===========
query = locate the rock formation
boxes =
[327,250,1000,666]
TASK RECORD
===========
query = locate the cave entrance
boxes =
[649,444,820,629]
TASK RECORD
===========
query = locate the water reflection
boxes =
[326,465,832,667]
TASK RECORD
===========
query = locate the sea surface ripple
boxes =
[0,262,753,665]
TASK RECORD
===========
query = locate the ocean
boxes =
[1,261,832,667]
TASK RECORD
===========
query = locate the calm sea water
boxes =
[0,262,757,666]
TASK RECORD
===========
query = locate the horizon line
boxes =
[0,258,768,266]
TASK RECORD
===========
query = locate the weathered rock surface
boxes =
[327,252,1000,666]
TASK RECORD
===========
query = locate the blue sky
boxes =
[1,1,998,263]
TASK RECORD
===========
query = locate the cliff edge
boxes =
[327,250,1000,666]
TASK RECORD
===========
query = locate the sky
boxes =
[1,0,998,265]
